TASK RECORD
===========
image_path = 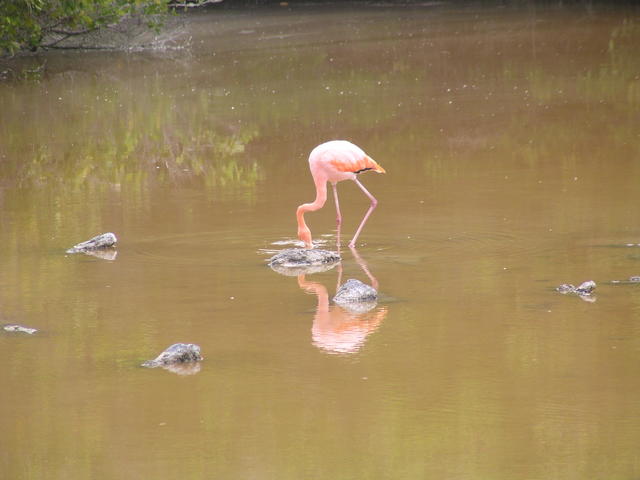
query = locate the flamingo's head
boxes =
[297,226,313,249]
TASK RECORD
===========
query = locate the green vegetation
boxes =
[0,0,195,55]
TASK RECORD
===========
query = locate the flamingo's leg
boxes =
[331,182,342,225]
[332,182,344,249]
[349,178,378,248]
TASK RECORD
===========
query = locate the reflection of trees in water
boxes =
[581,19,640,105]
[0,67,261,196]
[524,19,640,106]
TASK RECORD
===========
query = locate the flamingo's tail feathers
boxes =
[367,156,386,174]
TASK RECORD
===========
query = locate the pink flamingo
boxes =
[296,140,386,249]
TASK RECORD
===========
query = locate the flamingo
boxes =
[296,140,386,249]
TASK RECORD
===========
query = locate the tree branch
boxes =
[169,0,223,8]
[41,44,114,50]
[50,27,97,36]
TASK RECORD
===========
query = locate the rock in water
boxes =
[269,248,340,267]
[67,232,117,254]
[268,248,341,275]
[141,343,203,368]
[555,280,596,296]
[3,324,38,334]
[333,279,378,304]
[575,280,596,295]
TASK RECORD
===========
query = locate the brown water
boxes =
[2,3,640,479]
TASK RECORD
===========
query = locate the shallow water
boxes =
[2,2,640,479]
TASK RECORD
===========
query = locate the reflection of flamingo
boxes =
[297,141,385,249]
[297,247,386,355]
[298,275,387,355]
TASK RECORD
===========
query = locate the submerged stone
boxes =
[268,248,341,276]
[3,324,38,334]
[141,343,203,368]
[333,278,378,305]
[67,232,117,254]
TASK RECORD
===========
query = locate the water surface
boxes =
[2,3,640,479]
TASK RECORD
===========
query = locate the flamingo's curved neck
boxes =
[297,175,328,245]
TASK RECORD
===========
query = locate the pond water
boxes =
[2,2,640,479]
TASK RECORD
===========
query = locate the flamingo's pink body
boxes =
[297,140,386,248]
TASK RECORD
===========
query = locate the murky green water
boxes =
[2,3,640,479]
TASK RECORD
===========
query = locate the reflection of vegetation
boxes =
[0,70,261,197]
[587,18,640,104]
[574,19,638,105]
[525,19,639,104]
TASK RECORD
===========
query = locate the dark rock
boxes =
[333,278,378,305]
[67,232,117,254]
[141,343,203,368]
[3,324,38,334]
[268,248,340,276]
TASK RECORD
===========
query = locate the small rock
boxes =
[556,280,596,296]
[4,324,38,334]
[142,343,203,369]
[575,280,596,295]
[67,232,117,254]
[333,279,378,304]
